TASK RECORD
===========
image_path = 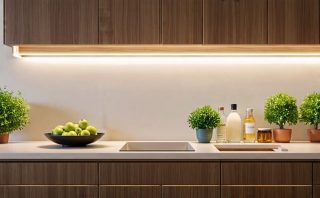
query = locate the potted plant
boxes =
[264,93,298,143]
[188,105,220,143]
[0,87,29,143]
[299,92,320,142]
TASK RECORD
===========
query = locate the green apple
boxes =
[80,130,90,136]
[86,126,97,135]
[52,127,64,136]
[68,131,77,136]
[75,127,82,134]
[78,119,89,130]
[64,122,76,132]
[62,132,69,136]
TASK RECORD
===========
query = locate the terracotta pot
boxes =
[0,133,9,144]
[273,129,292,143]
[307,129,320,143]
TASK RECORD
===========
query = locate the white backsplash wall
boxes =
[1,1,320,141]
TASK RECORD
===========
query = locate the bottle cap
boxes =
[231,104,237,110]
[246,108,253,113]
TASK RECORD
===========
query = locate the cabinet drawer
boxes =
[100,186,161,198]
[99,162,220,185]
[221,162,312,185]
[314,163,320,184]
[162,186,220,198]
[0,186,98,198]
[221,186,312,198]
[0,162,98,185]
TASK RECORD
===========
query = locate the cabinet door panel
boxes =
[204,0,267,44]
[4,0,98,45]
[162,0,203,44]
[221,162,312,185]
[314,163,320,184]
[162,186,220,198]
[221,186,312,198]
[0,163,98,185]
[100,186,161,198]
[268,0,319,44]
[314,186,320,198]
[99,0,160,44]
[0,186,98,198]
[99,162,220,185]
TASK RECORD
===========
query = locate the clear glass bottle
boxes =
[216,106,227,143]
[243,108,256,142]
[226,104,242,143]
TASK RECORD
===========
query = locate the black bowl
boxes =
[45,133,104,147]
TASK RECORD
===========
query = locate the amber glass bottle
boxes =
[243,108,256,142]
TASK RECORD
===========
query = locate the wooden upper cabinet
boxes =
[99,0,160,44]
[203,0,268,44]
[268,0,319,44]
[4,0,98,45]
[162,0,203,44]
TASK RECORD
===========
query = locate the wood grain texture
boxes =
[100,186,161,198]
[314,163,320,184]
[314,185,320,198]
[162,186,220,198]
[204,0,267,44]
[221,162,312,185]
[0,163,98,185]
[162,0,203,44]
[268,0,319,44]
[221,186,312,198]
[99,0,160,44]
[4,0,98,45]
[0,186,98,198]
[99,162,220,185]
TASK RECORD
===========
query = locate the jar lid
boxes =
[258,128,272,132]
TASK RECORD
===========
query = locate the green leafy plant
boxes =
[264,93,298,129]
[0,87,29,134]
[299,93,320,129]
[188,105,220,130]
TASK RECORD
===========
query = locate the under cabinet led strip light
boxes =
[12,45,320,57]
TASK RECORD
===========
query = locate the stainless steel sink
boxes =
[120,142,195,152]
[214,144,285,152]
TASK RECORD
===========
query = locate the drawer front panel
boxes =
[222,162,312,185]
[0,186,98,198]
[0,163,98,185]
[100,186,161,198]
[221,186,312,198]
[99,162,220,185]
[162,186,220,198]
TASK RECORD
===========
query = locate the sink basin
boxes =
[120,142,195,152]
[214,144,284,152]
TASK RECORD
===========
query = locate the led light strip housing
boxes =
[12,45,320,57]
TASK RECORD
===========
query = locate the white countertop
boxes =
[0,141,319,160]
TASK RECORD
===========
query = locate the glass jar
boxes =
[257,128,272,143]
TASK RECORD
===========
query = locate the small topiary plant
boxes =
[188,105,220,130]
[264,93,298,129]
[299,92,320,129]
[0,87,30,134]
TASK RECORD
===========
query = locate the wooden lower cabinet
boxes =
[314,163,320,184]
[0,186,98,198]
[100,186,161,198]
[0,162,98,185]
[162,186,220,198]
[221,186,312,198]
[314,186,320,198]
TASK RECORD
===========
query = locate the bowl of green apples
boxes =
[45,119,104,147]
